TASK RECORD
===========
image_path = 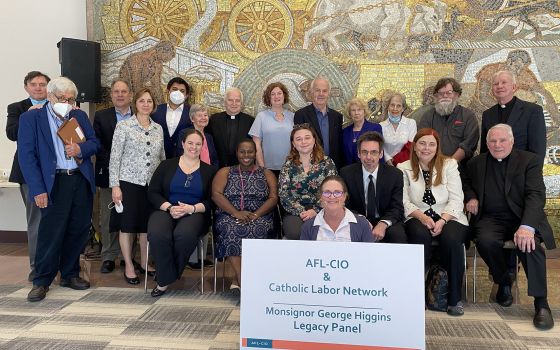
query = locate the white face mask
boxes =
[169,90,185,105]
[53,102,71,117]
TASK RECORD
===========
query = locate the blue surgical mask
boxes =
[388,113,401,124]
[30,97,47,105]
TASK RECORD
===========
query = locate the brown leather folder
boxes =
[56,117,86,144]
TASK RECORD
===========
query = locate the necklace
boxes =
[238,165,256,211]
[352,130,360,143]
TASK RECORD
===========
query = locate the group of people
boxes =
[6,69,554,331]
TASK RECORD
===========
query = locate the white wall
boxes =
[0,0,87,173]
[0,1,87,230]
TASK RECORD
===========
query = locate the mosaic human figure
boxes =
[119,40,176,104]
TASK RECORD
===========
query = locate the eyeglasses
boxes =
[55,95,76,104]
[435,90,455,98]
[321,190,345,198]
[359,150,380,156]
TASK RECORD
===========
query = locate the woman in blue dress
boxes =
[342,97,382,165]
[212,139,278,294]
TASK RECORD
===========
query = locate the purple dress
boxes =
[215,166,274,258]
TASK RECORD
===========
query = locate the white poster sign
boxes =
[240,240,425,350]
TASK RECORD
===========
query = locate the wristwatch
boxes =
[165,204,172,212]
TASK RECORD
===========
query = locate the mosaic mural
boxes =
[88,0,560,196]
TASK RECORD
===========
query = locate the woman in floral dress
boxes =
[278,124,338,240]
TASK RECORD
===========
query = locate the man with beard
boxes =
[418,78,479,170]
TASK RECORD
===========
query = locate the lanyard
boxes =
[238,165,255,210]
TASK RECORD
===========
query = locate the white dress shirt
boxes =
[315,208,357,242]
[380,116,417,161]
[362,165,379,210]
[166,104,183,136]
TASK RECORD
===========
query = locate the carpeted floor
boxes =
[0,286,240,349]
[0,285,558,350]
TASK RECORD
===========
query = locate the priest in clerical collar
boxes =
[206,87,254,167]
[464,123,555,331]
[479,70,547,163]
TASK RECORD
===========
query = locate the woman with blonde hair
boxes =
[342,97,382,165]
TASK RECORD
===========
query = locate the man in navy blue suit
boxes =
[294,78,344,168]
[18,77,99,302]
[151,77,192,158]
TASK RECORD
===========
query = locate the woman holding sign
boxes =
[397,128,469,316]
[300,175,374,242]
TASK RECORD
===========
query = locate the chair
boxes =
[472,240,518,303]
[144,231,215,294]
[213,256,227,293]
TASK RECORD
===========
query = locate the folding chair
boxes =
[472,240,517,303]
[144,231,214,294]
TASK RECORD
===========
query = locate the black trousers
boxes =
[473,216,547,297]
[282,215,304,240]
[34,173,93,286]
[405,218,469,306]
[147,211,206,286]
[373,221,407,243]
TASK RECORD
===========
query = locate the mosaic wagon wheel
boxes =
[228,0,293,59]
[120,0,199,44]
[234,49,355,115]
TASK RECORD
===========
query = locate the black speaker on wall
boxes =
[57,37,101,103]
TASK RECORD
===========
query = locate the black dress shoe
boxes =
[120,259,142,270]
[60,277,90,290]
[151,286,167,297]
[27,285,49,302]
[123,271,140,285]
[496,284,513,307]
[100,260,115,274]
[137,265,156,277]
[534,307,554,330]
[132,259,142,271]
[186,261,202,270]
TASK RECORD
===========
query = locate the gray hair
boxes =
[382,91,408,112]
[488,123,514,140]
[110,78,131,91]
[225,87,244,105]
[493,70,517,85]
[47,76,78,98]
[310,77,331,92]
[189,103,208,119]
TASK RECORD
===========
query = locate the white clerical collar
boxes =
[228,114,236,119]
[500,104,506,108]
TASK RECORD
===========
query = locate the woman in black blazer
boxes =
[147,129,216,297]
